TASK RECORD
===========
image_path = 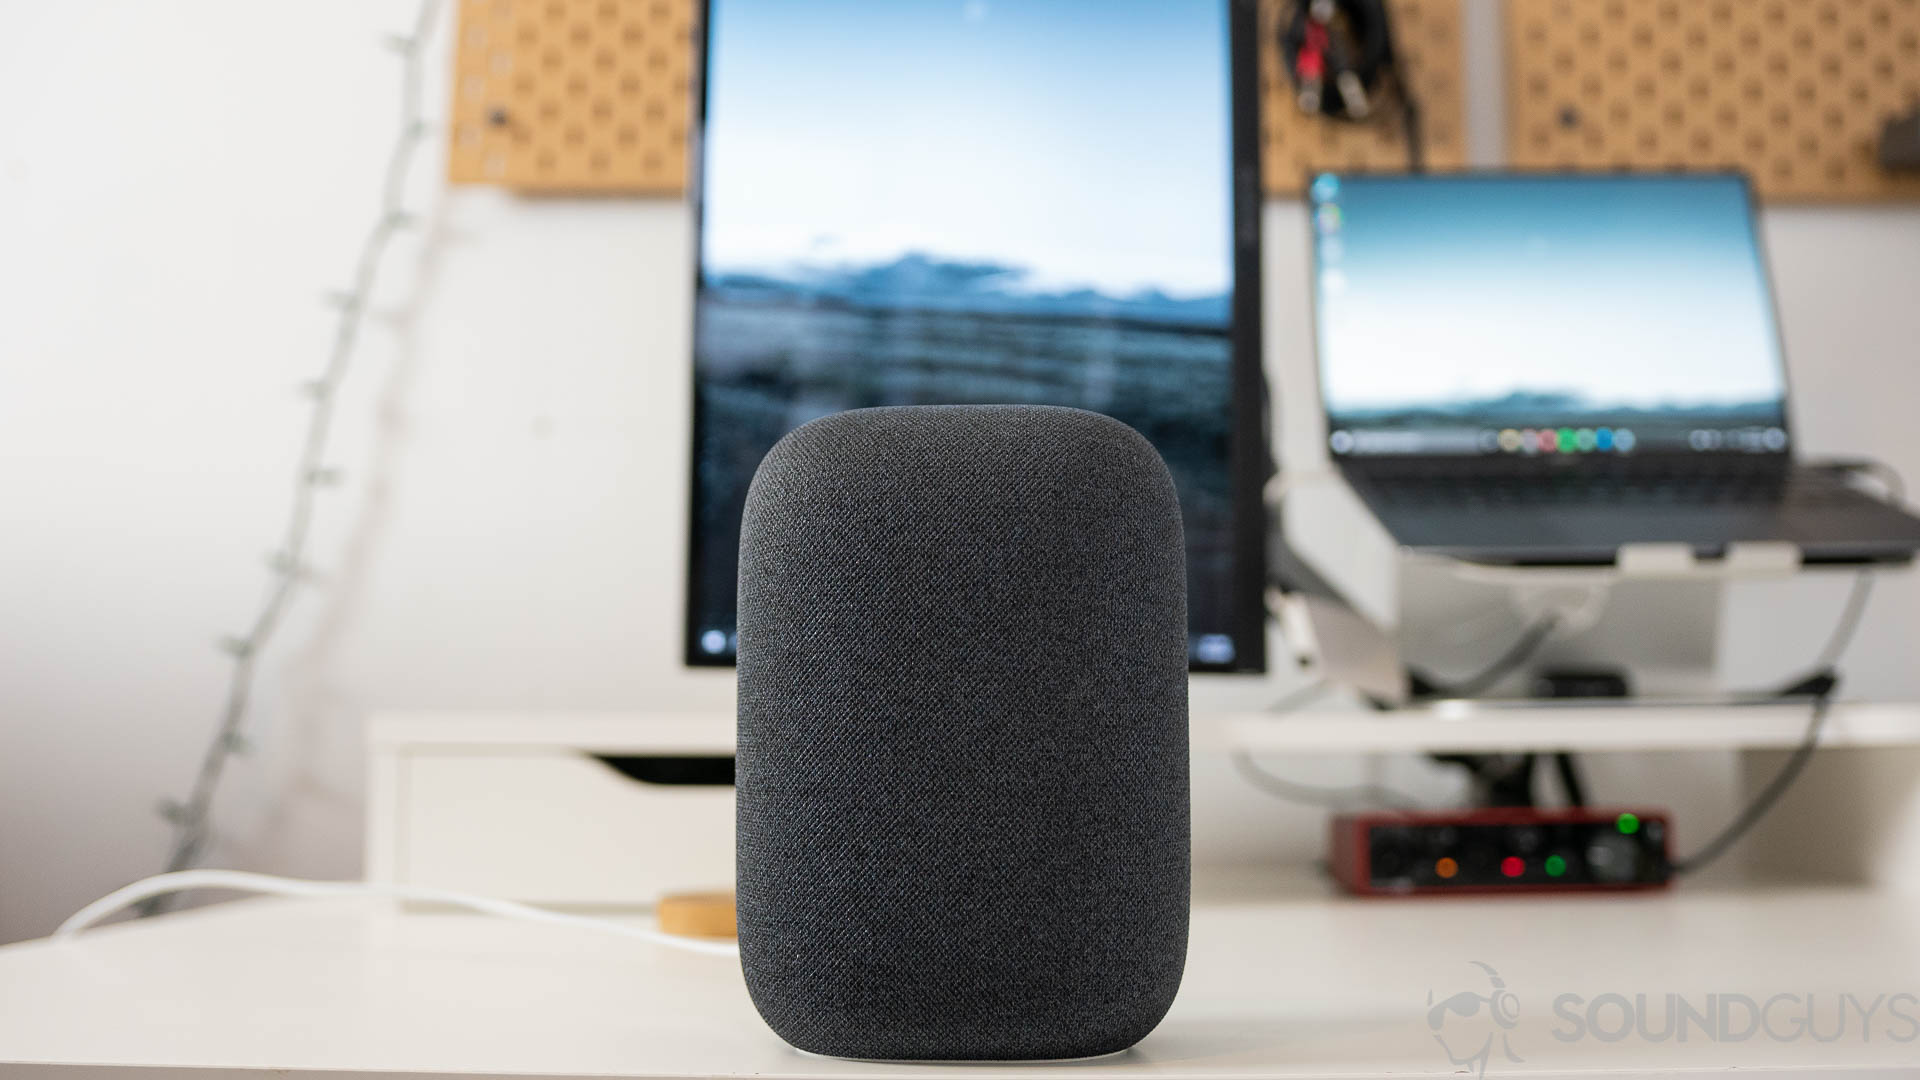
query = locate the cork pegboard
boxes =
[1507,0,1920,201]
[447,0,695,193]
[1260,0,1468,195]
[448,0,1465,196]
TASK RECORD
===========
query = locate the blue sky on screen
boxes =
[701,0,1232,298]
[1316,175,1789,413]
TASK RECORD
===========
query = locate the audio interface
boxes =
[1330,808,1672,896]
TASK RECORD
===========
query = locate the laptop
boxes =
[1308,171,1920,566]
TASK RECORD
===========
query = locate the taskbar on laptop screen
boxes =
[1327,421,1790,459]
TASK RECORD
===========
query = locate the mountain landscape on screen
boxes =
[707,253,1229,327]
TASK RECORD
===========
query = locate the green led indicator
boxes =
[1617,812,1640,835]
[1557,427,1577,453]
[1544,854,1568,878]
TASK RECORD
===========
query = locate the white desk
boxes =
[3,869,1918,1078]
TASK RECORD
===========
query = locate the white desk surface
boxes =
[3,869,1917,1079]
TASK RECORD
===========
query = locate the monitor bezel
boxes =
[1303,168,1797,472]
[683,0,1270,672]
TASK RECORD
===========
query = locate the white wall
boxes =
[2,2,1917,944]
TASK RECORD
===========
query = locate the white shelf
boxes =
[1208,700,1920,754]
[372,702,1920,757]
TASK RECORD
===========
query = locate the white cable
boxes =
[54,870,741,958]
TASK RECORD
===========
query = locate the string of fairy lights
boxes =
[147,0,443,904]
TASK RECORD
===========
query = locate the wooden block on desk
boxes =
[658,890,736,940]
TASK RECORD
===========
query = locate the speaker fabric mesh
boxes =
[735,405,1190,1062]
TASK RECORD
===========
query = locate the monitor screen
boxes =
[1311,172,1790,460]
[687,0,1266,670]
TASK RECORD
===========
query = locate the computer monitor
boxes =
[1310,172,1791,460]
[686,0,1268,671]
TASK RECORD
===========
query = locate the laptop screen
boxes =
[1310,173,1790,460]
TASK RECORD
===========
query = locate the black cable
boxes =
[1230,750,1425,811]
[1410,613,1562,701]
[1793,456,1902,677]
[1811,571,1875,674]
[1399,94,1427,174]
[1661,452,1886,875]
[1376,1,1425,172]
[1553,752,1588,808]
[1277,0,1424,171]
[1669,676,1836,877]
[1279,1,1393,120]
[1241,679,1426,809]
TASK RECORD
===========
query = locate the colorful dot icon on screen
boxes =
[1545,854,1568,878]
[1617,812,1640,835]
[1435,857,1459,879]
[1536,429,1559,453]
[1575,428,1597,452]
[1556,427,1577,453]
[1500,856,1525,878]
[1614,428,1637,453]
[1498,428,1523,452]
[1315,204,1343,234]
[1310,173,1340,203]
[1596,427,1615,451]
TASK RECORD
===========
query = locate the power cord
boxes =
[1668,671,1837,876]
[1664,456,1900,873]
[1409,613,1562,700]
[1797,457,1903,677]
[57,870,741,958]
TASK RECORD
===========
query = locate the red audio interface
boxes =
[1330,808,1672,896]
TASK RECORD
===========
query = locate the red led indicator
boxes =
[1500,856,1525,879]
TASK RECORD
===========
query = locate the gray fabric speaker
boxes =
[735,404,1190,1062]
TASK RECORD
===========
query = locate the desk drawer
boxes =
[390,750,735,906]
